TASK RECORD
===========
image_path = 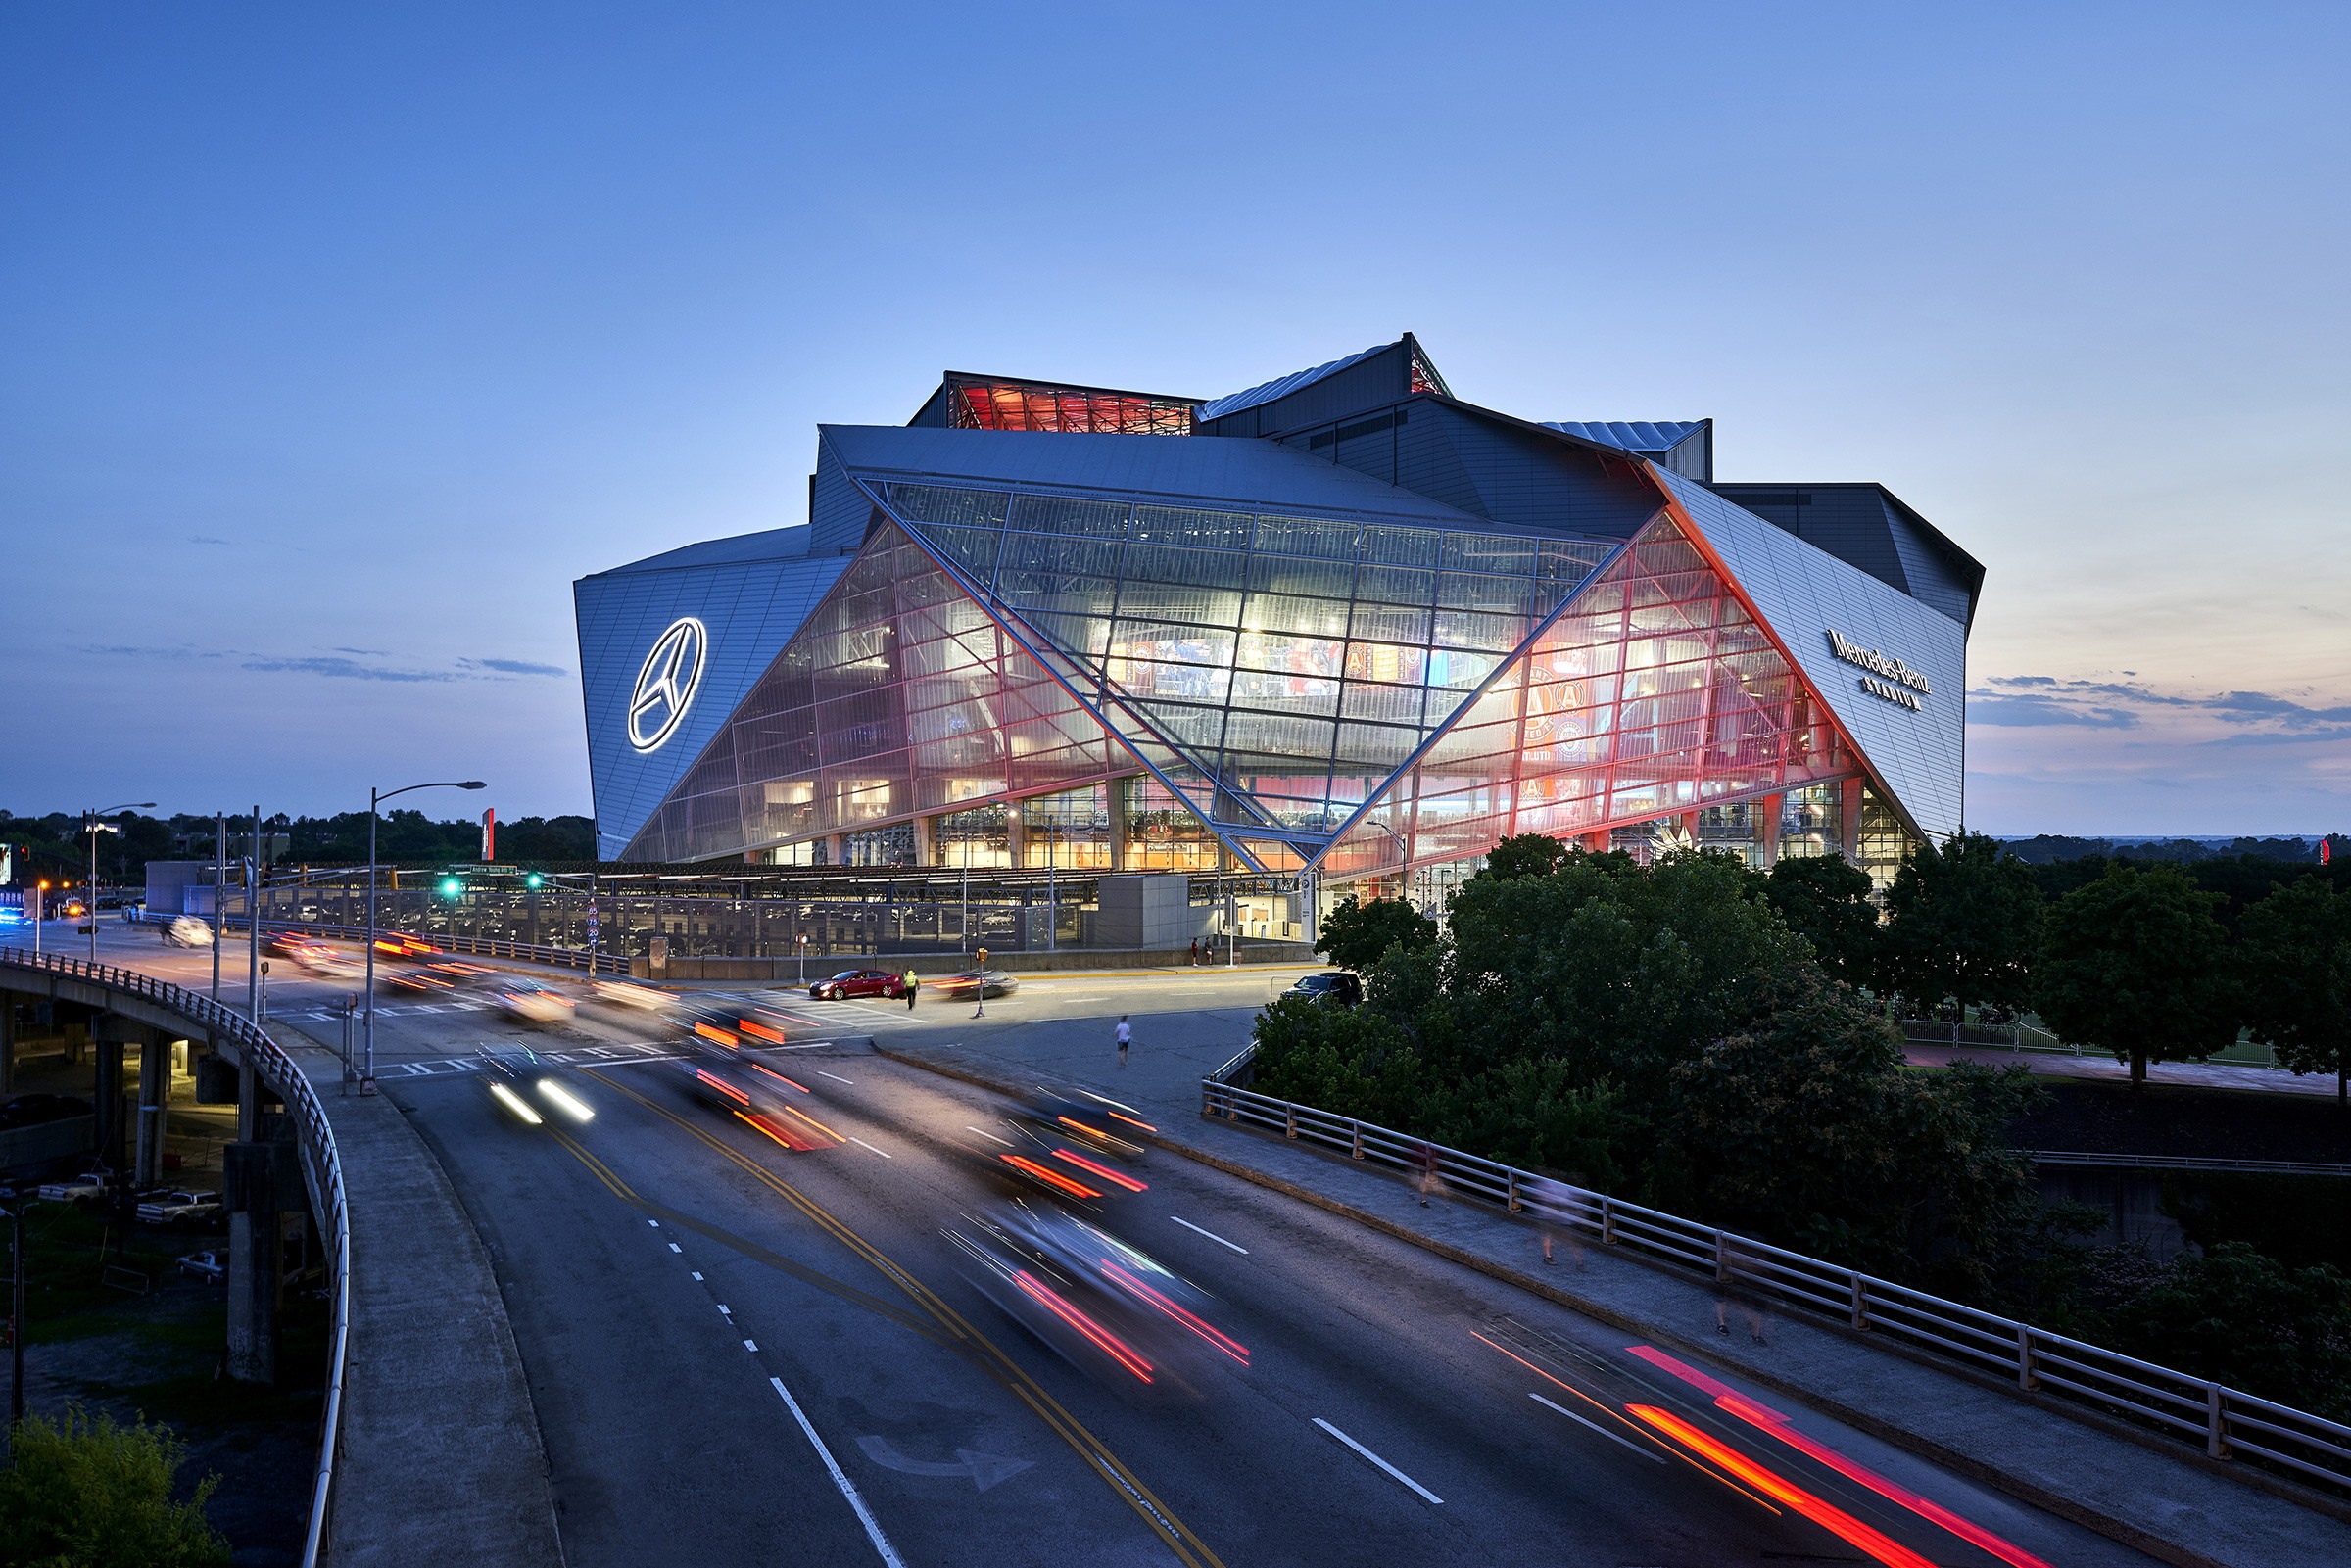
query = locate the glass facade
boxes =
[585,337,1971,906]
[1320,509,1872,883]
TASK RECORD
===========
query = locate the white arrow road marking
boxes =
[854,1435,1034,1493]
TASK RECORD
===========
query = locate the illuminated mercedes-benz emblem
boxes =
[627,617,708,753]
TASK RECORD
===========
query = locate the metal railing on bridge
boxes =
[0,946,350,1565]
[1199,1050,2351,1494]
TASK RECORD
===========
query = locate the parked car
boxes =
[808,969,908,1001]
[38,1167,113,1204]
[930,969,1019,1000]
[493,978,576,1025]
[1285,971,1362,1008]
[136,1189,223,1226]
[0,1092,92,1129]
[176,1250,226,1283]
[165,916,216,947]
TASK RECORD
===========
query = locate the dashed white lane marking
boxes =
[965,1124,1013,1147]
[718,1305,732,1316]
[1313,1418,1442,1505]
[668,1242,682,1253]
[744,1338,759,1353]
[690,1271,703,1281]
[847,1137,892,1159]
[1529,1393,1667,1463]
[648,1219,661,1228]
[816,1069,856,1085]
[770,1374,908,1568]
[1170,1215,1248,1255]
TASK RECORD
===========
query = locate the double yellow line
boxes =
[569,1068,1226,1568]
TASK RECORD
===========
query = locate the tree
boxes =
[1877,832,2042,1016]
[1478,832,1571,882]
[2104,1242,2351,1420]
[2036,863,2236,1087]
[1762,853,1880,988]
[2239,878,2351,1104]
[1314,894,1437,972]
[0,1405,230,1567]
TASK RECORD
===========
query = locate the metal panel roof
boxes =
[1539,421,1706,454]
[589,524,812,577]
[822,423,1491,529]
[1197,344,1389,422]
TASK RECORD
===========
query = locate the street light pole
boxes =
[247,804,261,1019]
[362,780,485,1093]
[83,802,155,964]
[211,814,225,1003]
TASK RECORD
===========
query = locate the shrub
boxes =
[0,1405,229,1568]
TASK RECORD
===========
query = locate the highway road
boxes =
[22,923,2162,1568]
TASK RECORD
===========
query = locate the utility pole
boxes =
[246,805,261,1021]
[212,815,224,1002]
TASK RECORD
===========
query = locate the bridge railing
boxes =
[127,907,625,976]
[1200,1063,2351,1494]
[0,945,350,1565]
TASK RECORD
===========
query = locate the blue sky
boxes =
[5,3,2344,834]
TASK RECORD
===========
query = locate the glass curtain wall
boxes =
[623,522,1127,862]
[1322,510,1869,882]
[1021,785,1112,870]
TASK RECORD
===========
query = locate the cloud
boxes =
[462,657,568,678]
[239,656,459,683]
[188,535,231,546]
[1967,692,2139,729]
[1972,675,2351,737]
[332,645,391,657]
[79,644,218,661]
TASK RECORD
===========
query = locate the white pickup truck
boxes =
[135,1188,223,1226]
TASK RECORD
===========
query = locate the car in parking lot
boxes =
[807,969,908,1001]
[38,1167,113,1204]
[177,1250,226,1283]
[136,1188,223,1227]
[1285,971,1362,1008]
[0,1092,92,1129]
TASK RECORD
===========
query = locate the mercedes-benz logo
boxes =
[627,617,707,753]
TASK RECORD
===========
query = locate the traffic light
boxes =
[439,877,463,898]
[525,872,544,889]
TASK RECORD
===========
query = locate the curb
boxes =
[873,1040,2326,1568]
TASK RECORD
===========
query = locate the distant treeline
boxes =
[0,809,597,883]
[2000,834,2344,865]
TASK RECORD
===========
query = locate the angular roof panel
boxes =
[589,524,812,577]
[823,424,1489,529]
[1654,466,1967,841]
[1540,421,1706,454]
[1197,343,1390,422]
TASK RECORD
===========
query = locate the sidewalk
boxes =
[880,1032,2351,1568]
[275,1024,566,1568]
[1908,1043,2348,1099]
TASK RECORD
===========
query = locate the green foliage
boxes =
[1652,968,2049,1297]
[1314,894,1437,973]
[1477,832,1572,882]
[2036,863,2237,1084]
[1761,853,1880,987]
[2237,878,2351,1100]
[1256,850,2049,1292]
[1877,832,2042,1014]
[0,1405,230,1567]
[2104,1243,2351,1421]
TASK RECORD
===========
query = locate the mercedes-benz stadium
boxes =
[573,335,1979,916]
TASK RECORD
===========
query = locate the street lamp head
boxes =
[457,781,487,790]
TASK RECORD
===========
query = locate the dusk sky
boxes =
[6,4,2344,836]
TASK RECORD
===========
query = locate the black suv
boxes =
[1286,972,1363,1008]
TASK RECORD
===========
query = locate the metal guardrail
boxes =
[2030,1149,2351,1178]
[1198,1065,2351,1492]
[0,945,350,1564]
[128,907,626,976]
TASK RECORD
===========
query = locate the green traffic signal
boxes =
[525,873,544,889]
[440,877,462,897]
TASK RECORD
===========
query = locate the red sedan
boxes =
[808,970,908,1001]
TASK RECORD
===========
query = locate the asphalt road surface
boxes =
[24,924,2161,1568]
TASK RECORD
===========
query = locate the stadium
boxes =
[574,335,1978,918]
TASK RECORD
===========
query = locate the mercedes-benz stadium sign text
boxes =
[1826,629,1929,711]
